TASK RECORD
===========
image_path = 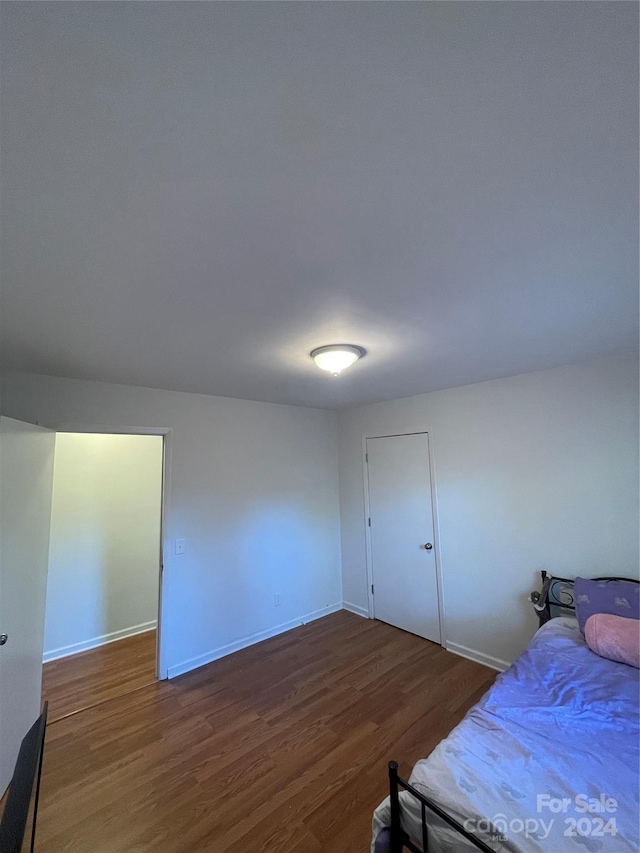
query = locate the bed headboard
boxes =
[530,570,640,627]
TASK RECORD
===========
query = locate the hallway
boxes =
[42,630,157,722]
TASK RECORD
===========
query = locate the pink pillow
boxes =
[585,613,640,668]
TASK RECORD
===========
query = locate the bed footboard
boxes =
[387,761,496,853]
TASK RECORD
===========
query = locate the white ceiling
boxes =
[1,2,637,408]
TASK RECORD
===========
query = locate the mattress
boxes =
[371,616,639,852]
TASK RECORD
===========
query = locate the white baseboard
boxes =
[342,600,370,618]
[167,602,343,679]
[43,620,157,663]
[446,641,510,673]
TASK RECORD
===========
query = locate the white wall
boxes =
[338,353,639,667]
[1,373,342,678]
[3,352,637,675]
[44,433,163,661]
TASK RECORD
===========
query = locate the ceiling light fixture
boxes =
[310,344,365,376]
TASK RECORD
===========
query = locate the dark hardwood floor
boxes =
[37,611,495,852]
[42,629,157,722]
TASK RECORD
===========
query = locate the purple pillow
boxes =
[574,577,640,634]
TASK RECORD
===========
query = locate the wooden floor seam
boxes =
[45,677,160,726]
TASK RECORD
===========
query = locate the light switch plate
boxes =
[175,538,186,555]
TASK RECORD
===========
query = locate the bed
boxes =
[371,573,640,853]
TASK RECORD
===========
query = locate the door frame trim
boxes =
[362,434,375,620]
[361,430,446,647]
[45,422,172,680]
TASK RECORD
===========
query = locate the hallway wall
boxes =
[44,432,163,661]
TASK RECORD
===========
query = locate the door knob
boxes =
[0,634,7,646]
[424,543,433,551]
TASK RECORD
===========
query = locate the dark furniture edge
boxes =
[0,701,48,853]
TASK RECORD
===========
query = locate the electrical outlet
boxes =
[274,592,281,607]
[175,538,186,555]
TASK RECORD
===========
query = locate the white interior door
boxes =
[0,417,55,794]
[367,433,441,643]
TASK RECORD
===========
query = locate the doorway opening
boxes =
[41,432,165,722]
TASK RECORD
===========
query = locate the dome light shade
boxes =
[310,344,365,375]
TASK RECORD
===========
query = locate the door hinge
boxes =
[365,452,368,463]
[368,517,371,527]
[371,584,374,595]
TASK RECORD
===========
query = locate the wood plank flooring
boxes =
[42,629,157,722]
[36,611,495,852]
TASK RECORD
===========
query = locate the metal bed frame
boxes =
[385,571,640,853]
[530,569,640,627]
[387,760,495,853]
